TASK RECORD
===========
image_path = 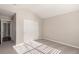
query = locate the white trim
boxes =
[44,37,79,49]
[14,43,24,47]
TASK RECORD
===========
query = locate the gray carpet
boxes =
[13,41,61,54]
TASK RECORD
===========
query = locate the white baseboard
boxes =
[14,43,24,46]
[44,37,79,49]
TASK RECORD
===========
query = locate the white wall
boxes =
[16,8,24,44]
[43,11,79,48]
[0,15,11,20]
[16,8,41,44]
[10,14,16,43]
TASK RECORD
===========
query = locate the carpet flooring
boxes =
[13,40,61,54]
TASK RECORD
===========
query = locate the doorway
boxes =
[0,19,16,45]
[3,22,11,42]
[0,20,12,45]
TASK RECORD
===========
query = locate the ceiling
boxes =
[0,8,14,17]
[0,4,79,19]
[20,4,79,19]
[0,4,16,18]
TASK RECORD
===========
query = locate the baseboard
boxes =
[44,37,79,49]
[14,43,24,46]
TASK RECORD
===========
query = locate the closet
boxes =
[0,19,11,45]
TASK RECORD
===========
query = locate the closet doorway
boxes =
[0,19,11,45]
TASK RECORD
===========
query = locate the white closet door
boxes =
[24,20,39,42]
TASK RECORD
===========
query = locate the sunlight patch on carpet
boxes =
[13,41,61,54]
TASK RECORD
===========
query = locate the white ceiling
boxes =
[0,4,16,17]
[0,4,79,19]
[20,4,79,19]
[0,8,14,17]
